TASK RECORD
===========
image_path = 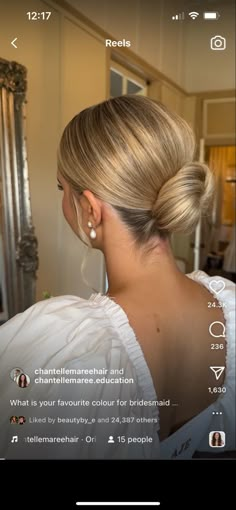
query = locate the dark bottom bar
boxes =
[0,460,231,509]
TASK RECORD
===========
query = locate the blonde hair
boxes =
[58,95,214,249]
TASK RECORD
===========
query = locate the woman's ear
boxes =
[80,190,102,226]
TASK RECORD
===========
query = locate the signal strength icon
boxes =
[189,11,199,20]
[172,12,185,21]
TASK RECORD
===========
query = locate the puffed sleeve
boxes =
[0,295,160,460]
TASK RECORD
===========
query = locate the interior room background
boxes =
[0,0,235,320]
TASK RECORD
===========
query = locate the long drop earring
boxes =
[88,221,97,239]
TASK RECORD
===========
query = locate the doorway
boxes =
[204,145,236,281]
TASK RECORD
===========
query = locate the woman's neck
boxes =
[104,236,185,298]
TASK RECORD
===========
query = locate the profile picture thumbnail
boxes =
[209,431,226,448]
[10,416,18,424]
[18,416,26,425]
[16,373,30,388]
[9,416,26,425]
[10,367,23,382]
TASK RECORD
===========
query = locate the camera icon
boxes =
[210,35,226,51]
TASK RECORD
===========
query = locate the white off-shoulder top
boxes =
[0,271,235,459]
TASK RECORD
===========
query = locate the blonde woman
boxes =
[0,96,234,460]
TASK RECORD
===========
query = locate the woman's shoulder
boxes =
[0,293,137,387]
[187,269,235,293]
[187,270,235,315]
[0,293,123,358]
[187,268,235,341]
[187,270,235,342]
[0,293,109,329]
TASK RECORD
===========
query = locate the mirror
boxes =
[0,57,38,323]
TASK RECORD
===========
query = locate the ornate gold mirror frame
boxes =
[0,58,38,322]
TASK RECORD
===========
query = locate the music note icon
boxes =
[11,436,18,443]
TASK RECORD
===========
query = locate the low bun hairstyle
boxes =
[58,95,214,247]
[152,162,214,234]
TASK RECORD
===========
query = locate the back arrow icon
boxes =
[11,38,18,48]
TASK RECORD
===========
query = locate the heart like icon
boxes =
[209,280,225,295]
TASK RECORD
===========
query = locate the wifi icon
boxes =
[189,11,199,19]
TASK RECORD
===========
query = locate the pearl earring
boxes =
[87,221,97,239]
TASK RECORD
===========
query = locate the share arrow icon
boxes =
[210,366,225,380]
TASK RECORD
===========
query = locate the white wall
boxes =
[67,0,185,88]
[0,0,61,302]
[183,5,235,92]
[67,0,235,93]
[0,0,107,302]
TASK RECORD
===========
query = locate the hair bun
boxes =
[152,162,215,234]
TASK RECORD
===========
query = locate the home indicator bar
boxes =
[76,504,161,507]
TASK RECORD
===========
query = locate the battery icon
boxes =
[203,12,220,20]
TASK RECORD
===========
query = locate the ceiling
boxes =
[176,0,235,8]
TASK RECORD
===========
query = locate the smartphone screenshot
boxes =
[0,0,235,507]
